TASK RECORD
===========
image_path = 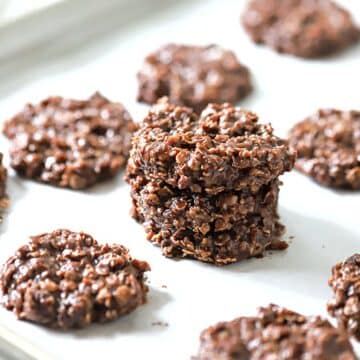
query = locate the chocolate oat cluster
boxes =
[0,229,150,329]
[195,304,356,359]
[126,98,295,265]
[328,254,360,340]
[3,92,137,190]
[242,0,360,58]
[137,44,252,113]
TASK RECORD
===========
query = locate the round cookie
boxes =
[137,44,252,113]
[129,176,286,265]
[0,153,8,212]
[0,229,150,329]
[127,98,295,195]
[289,109,360,189]
[196,304,356,359]
[328,254,360,340]
[242,0,360,58]
[3,92,137,189]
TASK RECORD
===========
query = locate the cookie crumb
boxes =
[152,321,169,327]
[328,254,360,340]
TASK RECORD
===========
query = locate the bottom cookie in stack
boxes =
[128,176,287,265]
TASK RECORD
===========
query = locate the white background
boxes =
[0,0,359,358]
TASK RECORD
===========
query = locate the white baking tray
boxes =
[0,0,62,25]
[0,0,359,359]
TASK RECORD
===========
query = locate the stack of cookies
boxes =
[126,98,295,265]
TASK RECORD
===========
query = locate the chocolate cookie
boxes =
[129,177,286,265]
[289,109,360,189]
[242,0,360,58]
[3,92,137,189]
[328,254,360,341]
[137,44,252,113]
[126,99,294,264]
[0,153,8,212]
[0,229,150,329]
[195,304,356,359]
[127,99,295,195]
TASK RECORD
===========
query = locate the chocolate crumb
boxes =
[152,321,169,327]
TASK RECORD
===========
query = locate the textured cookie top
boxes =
[242,0,360,58]
[0,229,150,329]
[328,254,360,340]
[137,44,252,113]
[289,109,360,189]
[3,92,137,189]
[127,98,295,194]
[196,304,355,360]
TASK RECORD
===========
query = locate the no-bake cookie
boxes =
[129,177,286,265]
[328,254,360,341]
[128,99,295,195]
[196,304,356,359]
[126,99,295,264]
[0,153,8,212]
[137,44,252,113]
[242,0,360,58]
[3,92,137,189]
[0,229,150,329]
[289,109,360,189]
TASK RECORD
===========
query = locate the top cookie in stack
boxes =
[126,98,295,265]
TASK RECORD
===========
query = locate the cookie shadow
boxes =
[83,171,126,196]
[71,286,171,339]
[7,174,27,206]
[292,169,360,195]
[221,206,359,299]
[0,175,27,236]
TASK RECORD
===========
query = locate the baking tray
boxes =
[0,0,359,358]
[0,0,62,26]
